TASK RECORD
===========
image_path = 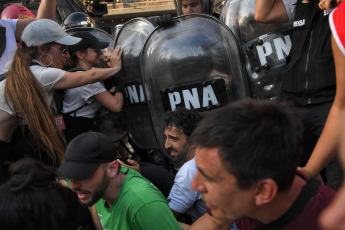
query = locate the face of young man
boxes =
[191,147,257,221]
[181,0,202,15]
[164,126,191,166]
[69,165,110,207]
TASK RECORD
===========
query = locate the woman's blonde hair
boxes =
[4,43,66,165]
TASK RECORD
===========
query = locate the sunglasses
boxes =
[50,46,69,55]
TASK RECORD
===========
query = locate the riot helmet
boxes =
[63,12,96,30]
[174,0,214,16]
[1,5,36,19]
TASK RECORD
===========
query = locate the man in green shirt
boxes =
[59,132,181,230]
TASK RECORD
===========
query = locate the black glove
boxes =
[154,14,174,28]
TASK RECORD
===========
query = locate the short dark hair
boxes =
[191,99,303,191]
[0,158,88,230]
[164,110,203,137]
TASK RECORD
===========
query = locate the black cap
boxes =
[68,31,109,54]
[58,132,117,180]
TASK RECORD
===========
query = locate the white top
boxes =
[0,19,18,74]
[282,0,298,21]
[0,60,65,115]
[167,157,206,223]
[62,72,106,118]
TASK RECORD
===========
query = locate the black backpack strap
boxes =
[0,73,6,82]
[0,26,6,58]
[254,177,321,230]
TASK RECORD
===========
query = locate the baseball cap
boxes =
[58,132,117,181]
[21,19,82,47]
[68,31,109,54]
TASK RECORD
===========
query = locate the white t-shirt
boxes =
[62,74,106,118]
[0,61,65,115]
[167,158,206,223]
[282,0,298,21]
[0,19,18,74]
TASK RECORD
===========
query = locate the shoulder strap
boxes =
[0,26,6,58]
[254,177,321,230]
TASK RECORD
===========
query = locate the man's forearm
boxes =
[37,0,56,19]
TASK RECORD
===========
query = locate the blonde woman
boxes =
[0,19,122,181]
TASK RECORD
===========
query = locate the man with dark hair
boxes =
[164,110,202,170]
[188,99,335,230]
[120,110,206,223]
[58,132,181,230]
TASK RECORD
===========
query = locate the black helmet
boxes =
[63,12,96,30]
[174,0,215,16]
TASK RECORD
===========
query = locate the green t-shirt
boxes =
[95,167,182,230]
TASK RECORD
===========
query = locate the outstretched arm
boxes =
[255,0,289,23]
[302,36,345,177]
[15,0,56,41]
[54,47,123,89]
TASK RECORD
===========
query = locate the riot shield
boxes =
[221,0,293,102]
[114,18,160,150]
[141,14,248,156]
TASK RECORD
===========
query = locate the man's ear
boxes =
[107,160,120,177]
[254,179,278,206]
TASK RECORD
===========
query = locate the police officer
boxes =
[255,0,343,188]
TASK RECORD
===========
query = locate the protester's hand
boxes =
[117,159,141,174]
[106,46,123,70]
[154,14,174,27]
[319,0,343,12]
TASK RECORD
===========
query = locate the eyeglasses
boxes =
[50,46,69,55]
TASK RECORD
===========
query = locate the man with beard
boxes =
[119,110,205,223]
[164,111,206,224]
[58,132,181,230]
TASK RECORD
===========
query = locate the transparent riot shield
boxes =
[141,14,248,156]
[66,27,127,142]
[114,18,160,150]
[221,0,293,102]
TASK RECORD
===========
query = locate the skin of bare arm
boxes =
[255,0,289,23]
[15,0,56,41]
[54,47,123,89]
[188,214,233,230]
[301,37,345,177]
[93,90,123,112]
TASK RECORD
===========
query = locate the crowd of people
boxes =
[1,0,345,229]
